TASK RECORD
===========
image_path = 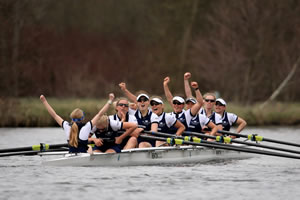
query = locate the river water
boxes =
[0,127,300,200]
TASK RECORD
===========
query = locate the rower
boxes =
[215,98,247,138]
[89,115,138,153]
[163,76,203,133]
[150,97,185,146]
[109,98,140,149]
[40,93,115,153]
[119,82,159,148]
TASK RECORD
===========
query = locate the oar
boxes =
[139,134,300,160]
[0,148,68,157]
[0,143,68,154]
[217,130,300,147]
[182,131,300,155]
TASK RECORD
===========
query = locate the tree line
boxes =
[0,0,299,104]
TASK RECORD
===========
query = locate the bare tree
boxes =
[189,0,300,103]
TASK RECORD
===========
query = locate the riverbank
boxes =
[0,98,300,127]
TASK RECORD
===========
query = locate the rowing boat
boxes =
[41,145,253,167]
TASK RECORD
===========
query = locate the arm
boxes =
[235,117,247,133]
[174,120,185,136]
[184,72,193,98]
[115,122,138,144]
[163,77,174,106]
[40,95,64,126]
[91,93,115,126]
[88,134,103,147]
[119,82,137,103]
[207,121,218,136]
[150,123,158,132]
[190,82,203,116]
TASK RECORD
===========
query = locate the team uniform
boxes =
[129,108,159,147]
[157,112,178,134]
[199,108,223,128]
[187,113,211,133]
[220,112,238,131]
[109,113,138,149]
[62,121,92,153]
[90,119,123,153]
[169,109,195,133]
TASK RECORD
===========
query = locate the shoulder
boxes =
[128,114,138,123]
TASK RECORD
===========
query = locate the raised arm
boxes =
[40,95,64,126]
[163,77,174,105]
[184,72,193,98]
[119,82,137,103]
[190,82,203,116]
[91,93,115,126]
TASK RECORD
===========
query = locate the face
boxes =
[151,101,163,115]
[203,95,216,109]
[185,101,195,110]
[173,100,185,113]
[116,99,129,115]
[96,124,107,132]
[137,96,149,111]
[215,102,226,114]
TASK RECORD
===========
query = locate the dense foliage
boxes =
[1,0,299,104]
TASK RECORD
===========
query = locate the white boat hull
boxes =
[42,146,252,167]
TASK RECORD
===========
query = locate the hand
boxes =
[119,82,126,91]
[191,81,198,89]
[120,111,126,122]
[131,128,143,138]
[40,95,46,102]
[129,103,137,110]
[109,93,115,101]
[94,138,103,146]
[115,136,122,144]
[163,77,170,85]
[184,72,191,80]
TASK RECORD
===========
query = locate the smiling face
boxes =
[151,101,164,115]
[173,100,185,113]
[116,99,129,116]
[215,102,226,115]
[203,95,216,110]
[137,96,149,112]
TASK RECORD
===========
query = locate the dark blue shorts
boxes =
[138,136,156,147]
[92,143,121,153]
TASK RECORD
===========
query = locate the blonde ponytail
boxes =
[69,122,79,147]
[69,108,84,148]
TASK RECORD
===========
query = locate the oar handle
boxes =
[218,130,300,147]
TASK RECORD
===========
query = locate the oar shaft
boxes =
[218,130,300,147]
[0,148,68,157]
[184,131,300,155]
[140,135,300,160]
[0,143,68,153]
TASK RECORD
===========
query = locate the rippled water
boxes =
[0,127,300,200]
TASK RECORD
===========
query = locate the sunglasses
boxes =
[173,101,184,105]
[117,103,129,107]
[205,99,215,103]
[137,97,149,102]
[216,102,225,106]
[151,102,161,106]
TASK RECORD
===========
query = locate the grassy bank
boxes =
[0,98,300,127]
